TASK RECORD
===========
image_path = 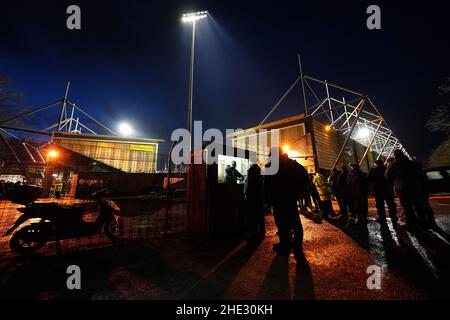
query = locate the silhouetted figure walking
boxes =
[369,160,398,223]
[414,161,437,228]
[244,163,265,240]
[347,163,368,224]
[336,165,352,219]
[264,150,309,262]
[386,149,426,227]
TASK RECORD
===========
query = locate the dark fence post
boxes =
[164,141,176,236]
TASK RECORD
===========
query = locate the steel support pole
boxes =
[22,142,36,163]
[70,102,116,135]
[384,139,398,164]
[68,106,75,132]
[0,131,21,163]
[343,97,351,132]
[187,21,196,139]
[359,119,383,166]
[303,75,364,97]
[164,141,176,236]
[74,117,79,132]
[376,131,392,160]
[325,80,334,124]
[58,82,70,131]
[0,100,62,126]
[36,149,46,163]
[0,125,53,136]
[332,99,365,170]
[298,53,308,116]
[259,76,301,125]
[337,97,366,131]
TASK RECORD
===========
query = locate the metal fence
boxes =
[0,180,187,257]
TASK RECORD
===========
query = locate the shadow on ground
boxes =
[326,216,450,299]
[0,235,262,299]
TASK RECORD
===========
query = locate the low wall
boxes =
[75,172,186,198]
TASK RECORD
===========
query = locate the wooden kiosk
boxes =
[187,145,256,235]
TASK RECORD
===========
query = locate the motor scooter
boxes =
[5,189,122,254]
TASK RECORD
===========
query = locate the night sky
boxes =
[0,0,449,161]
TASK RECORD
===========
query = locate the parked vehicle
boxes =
[5,189,122,254]
[423,166,450,194]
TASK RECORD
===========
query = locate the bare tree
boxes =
[0,73,26,125]
[426,77,450,166]
[426,77,450,136]
[0,73,27,160]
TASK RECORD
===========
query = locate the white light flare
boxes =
[356,127,371,139]
[118,122,133,136]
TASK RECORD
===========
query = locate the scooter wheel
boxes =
[9,225,48,254]
[104,218,122,240]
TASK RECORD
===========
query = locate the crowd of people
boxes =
[242,148,438,265]
[0,180,24,199]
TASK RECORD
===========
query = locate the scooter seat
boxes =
[55,205,83,221]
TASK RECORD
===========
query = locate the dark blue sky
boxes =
[0,0,449,160]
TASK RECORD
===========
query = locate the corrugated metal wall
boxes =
[312,120,342,170]
[231,116,379,173]
[311,119,378,172]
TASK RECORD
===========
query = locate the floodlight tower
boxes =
[182,10,208,137]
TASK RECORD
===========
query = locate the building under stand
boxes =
[52,132,163,174]
[230,114,379,174]
[0,83,165,197]
[39,132,164,197]
[229,70,410,173]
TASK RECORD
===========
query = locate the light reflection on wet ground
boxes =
[0,197,449,299]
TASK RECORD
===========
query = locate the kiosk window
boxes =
[426,171,444,180]
[218,154,250,184]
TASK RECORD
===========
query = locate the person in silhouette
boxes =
[347,163,369,224]
[328,168,343,215]
[336,164,352,219]
[369,160,398,223]
[264,149,309,263]
[413,160,437,228]
[244,163,265,240]
[386,149,426,227]
[225,160,244,184]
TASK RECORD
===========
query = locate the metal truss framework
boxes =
[0,82,117,166]
[260,57,410,167]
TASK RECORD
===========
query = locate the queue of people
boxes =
[385,149,436,228]
[241,147,437,265]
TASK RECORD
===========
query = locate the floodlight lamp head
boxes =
[182,11,208,23]
[356,127,371,139]
[118,122,133,136]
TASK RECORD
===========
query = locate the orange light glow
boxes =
[48,150,58,158]
[325,125,332,131]
[282,145,290,153]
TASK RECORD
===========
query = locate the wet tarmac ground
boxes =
[0,197,449,300]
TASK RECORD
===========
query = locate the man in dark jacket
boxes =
[369,160,398,223]
[244,163,265,239]
[413,161,437,228]
[264,150,309,262]
[336,165,352,219]
[347,163,369,223]
[225,161,244,184]
[385,149,426,226]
